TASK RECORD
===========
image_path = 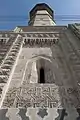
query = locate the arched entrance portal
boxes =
[22,56,55,84]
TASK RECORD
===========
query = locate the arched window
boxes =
[39,67,45,83]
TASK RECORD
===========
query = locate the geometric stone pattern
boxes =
[1,4,80,120]
[2,84,80,108]
[1,28,80,109]
[0,33,17,64]
[0,34,24,103]
[15,84,61,108]
[0,108,79,120]
[23,32,59,47]
[68,23,80,39]
[0,33,18,99]
[60,29,80,86]
[24,33,59,38]
[23,37,59,47]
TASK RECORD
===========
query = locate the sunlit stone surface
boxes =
[0,3,80,119]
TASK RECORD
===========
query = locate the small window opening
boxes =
[1,39,3,44]
[40,68,45,83]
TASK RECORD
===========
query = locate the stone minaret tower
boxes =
[0,3,80,118]
[0,3,59,108]
[29,3,56,26]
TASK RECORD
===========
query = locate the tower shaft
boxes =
[29,3,56,26]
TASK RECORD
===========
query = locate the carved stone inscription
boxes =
[2,84,80,108]
[15,85,61,108]
[2,84,61,108]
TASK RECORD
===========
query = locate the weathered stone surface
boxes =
[2,84,80,108]
[1,27,80,109]
[1,5,80,120]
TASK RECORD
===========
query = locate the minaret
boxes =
[28,3,56,26]
[0,2,80,115]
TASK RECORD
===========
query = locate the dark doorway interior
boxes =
[40,68,45,83]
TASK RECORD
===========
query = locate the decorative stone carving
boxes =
[0,108,79,120]
[2,84,80,108]
[23,38,59,47]
[0,35,24,105]
[2,85,61,108]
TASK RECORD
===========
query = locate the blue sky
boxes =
[0,0,80,30]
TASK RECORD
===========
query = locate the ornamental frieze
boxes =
[2,84,80,108]
[24,33,60,38]
[0,108,79,120]
[23,38,59,47]
[0,33,60,46]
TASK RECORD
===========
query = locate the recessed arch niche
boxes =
[23,56,55,84]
